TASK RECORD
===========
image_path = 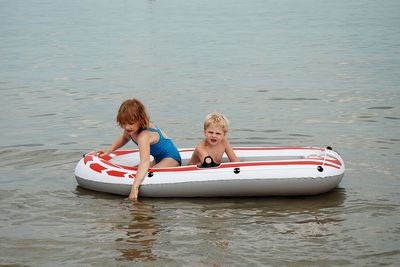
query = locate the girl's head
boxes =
[204,112,230,133]
[117,98,150,132]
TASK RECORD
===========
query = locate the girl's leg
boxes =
[149,159,156,167]
[135,159,156,168]
[153,157,180,168]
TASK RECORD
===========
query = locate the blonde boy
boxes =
[188,112,239,165]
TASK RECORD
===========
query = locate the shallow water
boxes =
[1,0,399,266]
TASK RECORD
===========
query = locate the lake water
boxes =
[1,0,399,266]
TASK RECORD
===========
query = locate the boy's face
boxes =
[204,125,226,146]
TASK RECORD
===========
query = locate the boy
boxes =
[188,112,239,165]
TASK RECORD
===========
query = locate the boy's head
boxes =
[117,98,150,130]
[204,112,230,133]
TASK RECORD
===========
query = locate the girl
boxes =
[97,98,181,201]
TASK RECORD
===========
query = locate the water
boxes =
[1,0,399,266]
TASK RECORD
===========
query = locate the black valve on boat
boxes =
[199,156,220,168]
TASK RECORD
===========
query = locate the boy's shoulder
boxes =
[222,137,232,148]
[197,139,207,148]
[222,137,230,143]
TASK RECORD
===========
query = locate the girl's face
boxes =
[204,126,225,146]
[123,122,139,135]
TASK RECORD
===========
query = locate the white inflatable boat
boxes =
[74,147,345,197]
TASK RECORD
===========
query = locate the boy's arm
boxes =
[195,142,210,163]
[188,142,209,165]
[224,138,240,162]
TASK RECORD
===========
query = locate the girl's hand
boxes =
[94,149,109,157]
[129,186,140,201]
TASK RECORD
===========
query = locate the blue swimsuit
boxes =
[131,126,181,165]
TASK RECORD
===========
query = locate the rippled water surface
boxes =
[1,0,399,266]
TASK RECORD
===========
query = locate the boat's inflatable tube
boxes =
[74,147,345,197]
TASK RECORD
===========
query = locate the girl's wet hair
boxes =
[117,98,150,130]
[204,112,230,133]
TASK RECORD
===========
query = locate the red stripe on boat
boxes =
[220,160,339,169]
[99,155,112,161]
[83,155,93,165]
[90,163,107,173]
[100,159,123,169]
[233,147,324,151]
[148,160,341,173]
[107,170,127,177]
[112,150,139,156]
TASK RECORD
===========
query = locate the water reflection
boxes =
[115,201,158,262]
[183,187,346,214]
[74,185,346,264]
[200,189,346,241]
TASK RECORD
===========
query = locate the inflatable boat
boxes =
[74,147,345,197]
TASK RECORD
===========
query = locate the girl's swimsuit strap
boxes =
[145,126,165,141]
[130,126,165,145]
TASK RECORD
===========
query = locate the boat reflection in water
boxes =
[111,188,346,263]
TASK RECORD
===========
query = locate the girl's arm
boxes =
[224,138,240,162]
[98,132,130,156]
[129,131,151,201]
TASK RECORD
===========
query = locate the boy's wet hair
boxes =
[117,98,150,131]
[204,112,230,133]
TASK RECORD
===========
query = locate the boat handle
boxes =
[198,156,220,168]
[318,146,331,172]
